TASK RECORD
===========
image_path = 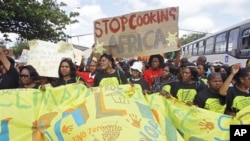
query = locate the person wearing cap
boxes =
[0,47,19,89]
[129,61,149,94]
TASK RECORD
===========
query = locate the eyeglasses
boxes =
[19,74,30,78]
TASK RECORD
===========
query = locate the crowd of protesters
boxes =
[0,45,250,117]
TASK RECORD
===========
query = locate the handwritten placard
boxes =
[27,40,75,77]
[94,7,179,58]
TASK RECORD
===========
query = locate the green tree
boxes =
[0,0,79,42]
[179,33,207,45]
[12,41,29,59]
[164,33,207,60]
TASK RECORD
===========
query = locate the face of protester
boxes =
[197,65,205,76]
[20,68,33,85]
[208,76,223,92]
[100,57,112,70]
[131,69,141,78]
[241,72,250,87]
[60,62,71,76]
[181,67,193,83]
[219,67,227,73]
[89,61,98,74]
[162,66,171,79]
[151,57,160,69]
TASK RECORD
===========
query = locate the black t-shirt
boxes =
[163,80,207,103]
[129,78,149,92]
[19,82,41,89]
[151,77,174,93]
[225,86,250,113]
[94,69,128,87]
[53,77,79,87]
[0,65,19,89]
[194,88,226,113]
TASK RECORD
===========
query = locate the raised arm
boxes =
[219,63,240,96]
[0,48,11,71]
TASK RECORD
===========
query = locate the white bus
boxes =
[181,19,250,67]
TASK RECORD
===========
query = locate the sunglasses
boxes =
[19,74,30,78]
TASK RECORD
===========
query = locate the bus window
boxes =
[215,32,227,53]
[239,29,250,57]
[242,29,250,49]
[205,37,214,54]
[228,28,239,56]
[198,40,205,55]
[182,46,185,55]
[188,44,193,55]
[192,43,198,55]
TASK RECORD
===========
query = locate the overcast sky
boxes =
[60,0,250,48]
[3,0,250,48]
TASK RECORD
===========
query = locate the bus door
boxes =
[238,24,250,58]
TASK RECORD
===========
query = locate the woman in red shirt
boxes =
[143,54,164,90]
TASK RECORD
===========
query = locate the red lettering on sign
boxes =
[110,18,120,33]
[94,7,177,38]
[129,14,137,30]
[94,21,102,38]
[120,16,128,32]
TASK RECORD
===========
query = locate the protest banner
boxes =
[73,48,84,66]
[1,84,250,141]
[0,84,166,141]
[146,94,250,141]
[94,7,179,58]
[27,40,75,77]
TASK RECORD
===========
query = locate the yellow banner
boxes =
[146,94,250,141]
[1,84,250,141]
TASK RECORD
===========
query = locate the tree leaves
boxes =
[179,33,207,45]
[0,0,79,42]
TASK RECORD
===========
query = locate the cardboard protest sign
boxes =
[27,40,75,77]
[73,48,84,66]
[1,84,249,141]
[94,7,179,58]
